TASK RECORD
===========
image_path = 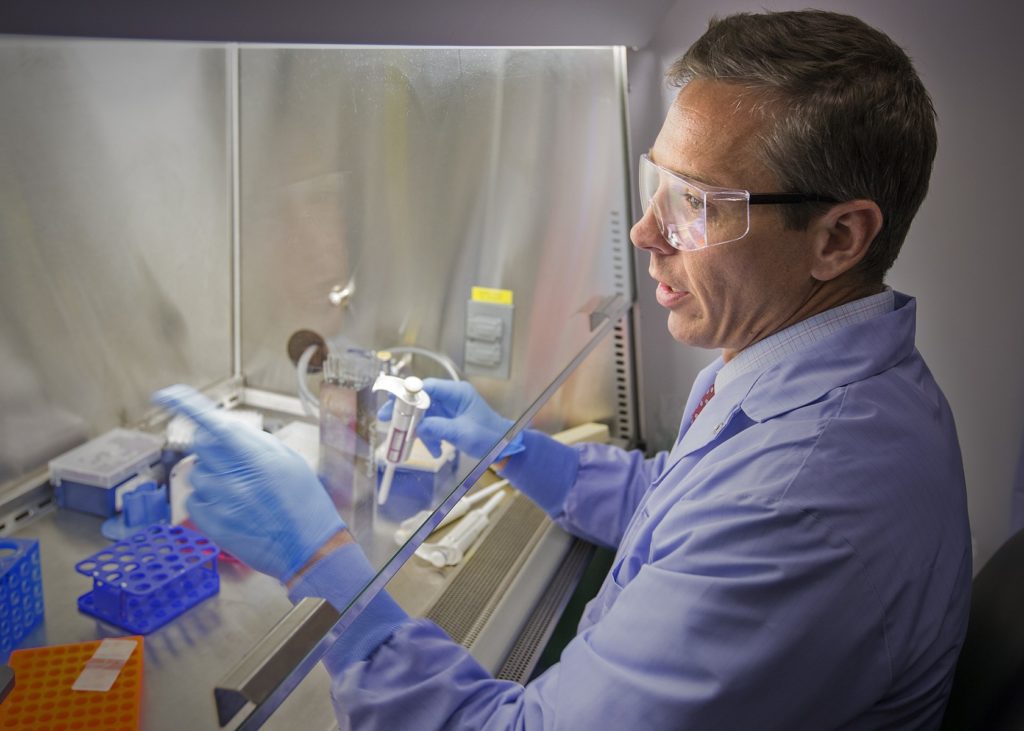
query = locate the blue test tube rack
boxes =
[0,538,45,661]
[75,524,220,634]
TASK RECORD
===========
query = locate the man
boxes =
[156,10,971,729]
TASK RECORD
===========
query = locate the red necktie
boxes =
[691,383,715,423]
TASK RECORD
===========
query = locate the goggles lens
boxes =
[639,154,751,250]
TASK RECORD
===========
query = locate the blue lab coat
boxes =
[294,292,971,730]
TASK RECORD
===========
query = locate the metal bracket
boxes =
[214,598,340,727]
[588,293,626,332]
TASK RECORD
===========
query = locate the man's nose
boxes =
[630,206,676,255]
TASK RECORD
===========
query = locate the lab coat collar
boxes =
[741,291,916,422]
[673,292,917,460]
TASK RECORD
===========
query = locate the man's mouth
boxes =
[657,279,689,294]
[655,281,690,307]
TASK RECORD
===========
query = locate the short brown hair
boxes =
[668,10,937,282]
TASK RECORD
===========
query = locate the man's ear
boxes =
[808,200,883,281]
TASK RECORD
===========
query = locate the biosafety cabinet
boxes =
[0,38,638,728]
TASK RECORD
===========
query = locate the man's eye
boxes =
[683,193,704,213]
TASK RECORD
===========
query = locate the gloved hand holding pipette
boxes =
[379,379,579,516]
[377,378,525,460]
[371,375,431,505]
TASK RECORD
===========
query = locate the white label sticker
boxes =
[72,638,138,692]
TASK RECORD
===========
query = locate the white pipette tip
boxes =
[378,462,397,505]
[476,490,506,517]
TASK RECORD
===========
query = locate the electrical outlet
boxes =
[464,298,514,379]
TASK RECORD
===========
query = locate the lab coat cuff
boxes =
[498,429,578,516]
[288,542,409,673]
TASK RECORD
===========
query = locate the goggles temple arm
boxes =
[749,193,838,205]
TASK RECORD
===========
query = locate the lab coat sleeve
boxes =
[327,492,891,730]
[554,440,670,548]
[500,429,670,549]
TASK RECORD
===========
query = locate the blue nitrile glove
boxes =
[288,541,409,672]
[152,384,345,583]
[378,378,525,460]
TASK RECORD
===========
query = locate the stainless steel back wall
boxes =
[0,39,232,489]
[238,47,633,433]
[0,42,635,497]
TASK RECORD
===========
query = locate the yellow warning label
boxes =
[471,287,513,305]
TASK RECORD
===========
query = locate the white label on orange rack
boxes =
[72,638,138,692]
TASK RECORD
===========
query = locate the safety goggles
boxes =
[638,154,838,251]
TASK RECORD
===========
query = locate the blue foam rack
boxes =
[0,538,45,661]
[75,523,220,634]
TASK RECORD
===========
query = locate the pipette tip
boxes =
[378,462,397,504]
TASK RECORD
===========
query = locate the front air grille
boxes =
[425,493,548,646]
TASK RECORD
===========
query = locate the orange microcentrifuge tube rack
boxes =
[0,636,143,731]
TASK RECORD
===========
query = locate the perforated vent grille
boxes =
[495,539,593,683]
[608,208,638,445]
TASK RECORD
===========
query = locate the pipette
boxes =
[393,479,509,545]
[372,374,431,505]
[415,491,506,567]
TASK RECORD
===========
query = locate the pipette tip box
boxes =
[0,538,44,662]
[50,428,164,518]
[0,636,143,731]
[75,523,220,634]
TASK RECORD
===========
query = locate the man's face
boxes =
[631,79,820,354]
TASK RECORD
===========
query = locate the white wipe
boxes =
[72,638,138,692]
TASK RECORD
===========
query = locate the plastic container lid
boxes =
[49,428,164,488]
